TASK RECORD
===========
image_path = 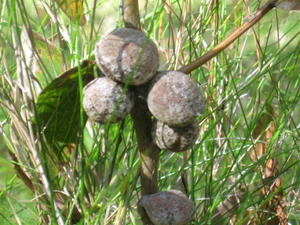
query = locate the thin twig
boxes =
[179,0,278,74]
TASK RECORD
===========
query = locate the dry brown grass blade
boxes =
[250,105,275,161]
[259,159,288,225]
[55,192,82,224]
[249,105,288,225]
[8,151,35,191]
[8,150,82,223]
[9,25,66,225]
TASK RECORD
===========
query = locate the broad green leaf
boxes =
[55,0,86,25]
[35,60,95,144]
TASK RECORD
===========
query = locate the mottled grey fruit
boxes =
[95,27,159,85]
[83,77,133,123]
[276,0,300,10]
[152,120,199,152]
[140,189,195,225]
[147,71,205,127]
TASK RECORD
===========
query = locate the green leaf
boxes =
[35,60,95,144]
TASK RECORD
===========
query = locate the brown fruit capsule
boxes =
[140,189,195,225]
[83,77,133,123]
[276,0,300,10]
[147,71,205,127]
[95,27,159,86]
[152,120,199,152]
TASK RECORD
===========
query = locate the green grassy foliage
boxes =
[0,152,37,225]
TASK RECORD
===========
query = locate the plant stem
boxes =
[131,94,160,196]
[131,93,160,225]
[122,0,141,29]
[122,0,159,224]
[179,0,277,74]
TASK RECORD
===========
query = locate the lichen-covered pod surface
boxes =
[276,0,300,10]
[147,71,205,127]
[140,189,195,225]
[152,120,199,152]
[95,27,159,85]
[83,77,134,123]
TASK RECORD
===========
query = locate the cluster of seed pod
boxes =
[82,1,299,224]
[83,27,159,123]
[83,27,205,224]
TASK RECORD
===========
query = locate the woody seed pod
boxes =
[147,71,205,127]
[83,77,133,123]
[152,120,199,152]
[95,27,159,85]
[140,189,195,225]
[276,0,300,10]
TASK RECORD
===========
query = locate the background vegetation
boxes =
[0,0,299,224]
